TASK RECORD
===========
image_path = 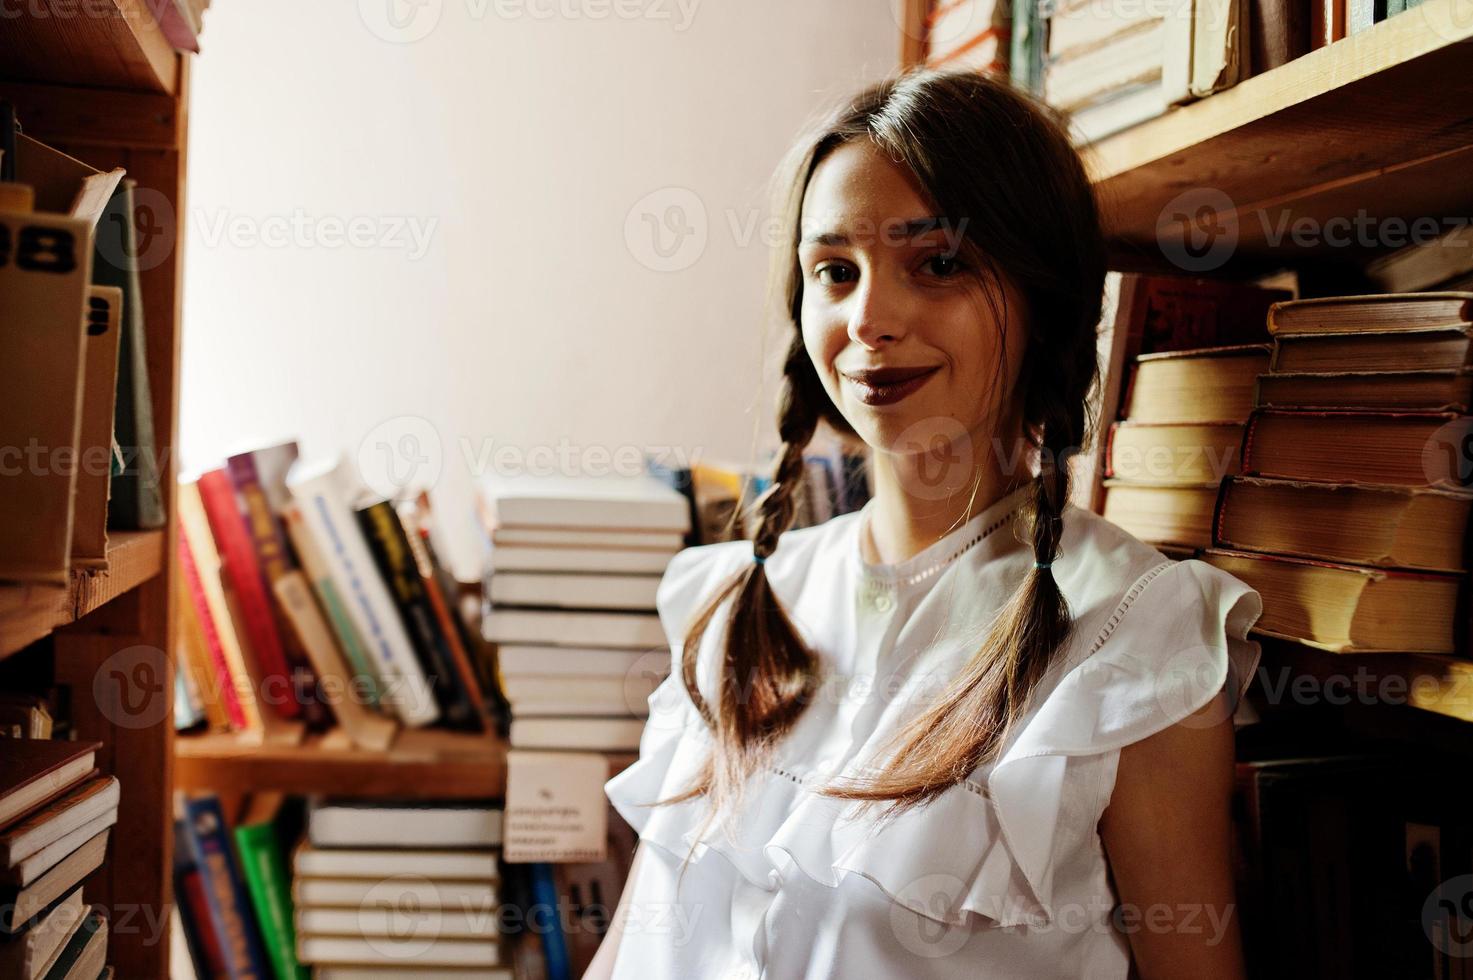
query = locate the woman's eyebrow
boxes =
[800,217,948,248]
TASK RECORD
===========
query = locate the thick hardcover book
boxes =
[284,457,439,727]
[1267,291,1473,334]
[0,740,99,829]
[357,500,475,728]
[1241,409,1473,489]
[180,795,272,980]
[0,774,118,868]
[198,468,300,720]
[0,830,108,934]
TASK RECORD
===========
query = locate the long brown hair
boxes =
[651,66,1106,880]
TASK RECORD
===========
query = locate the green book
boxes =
[234,821,308,980]
[311,574,383,707]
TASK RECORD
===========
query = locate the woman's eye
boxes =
[925,253,964,278]
[815,263,856,286]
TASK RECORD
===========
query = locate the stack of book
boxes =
[292,799,508,977]
[173,792,303,979]
[478,472,689,753]
[1102,344,1271,553]
[1039,0,1246,143]
[1200,291,1473,657]
[174,445,497,748]
[0,741,118,980]
[1096,275,1292,549]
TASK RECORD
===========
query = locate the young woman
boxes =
[589,67,1262,979]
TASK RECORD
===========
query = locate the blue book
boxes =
[180,795,272,980]
[530,862,571,980]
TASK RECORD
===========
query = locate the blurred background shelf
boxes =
[1090,0,1473,262]
[0,530,166,659]
[175,728,512,799]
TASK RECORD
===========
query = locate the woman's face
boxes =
[798,140,1028,465]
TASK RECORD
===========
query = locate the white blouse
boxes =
[602,482,1263,979]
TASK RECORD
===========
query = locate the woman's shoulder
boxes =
[1000,502,1265,764]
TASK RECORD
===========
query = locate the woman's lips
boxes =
[841,365,942,406]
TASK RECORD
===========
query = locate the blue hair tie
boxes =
[1034,560,1052,569]
[753,554,766,566]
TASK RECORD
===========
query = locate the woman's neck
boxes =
[862,434,1034,566]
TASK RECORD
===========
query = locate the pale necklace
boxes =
[857,501,1023,611]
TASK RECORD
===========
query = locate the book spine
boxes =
[411,523,493,732]
[227,454,329,727]
[356,501,474,728]
[273,571,398,749]
[177,532,249,729]
[281,502,384,707]
[286,468,439,727]
[234,822,308,980]
[173,815,226,979]
[530,862,571,980]
[197,470,301,720]
[182,796,272,980]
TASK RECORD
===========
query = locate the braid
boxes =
[751,337,821,559]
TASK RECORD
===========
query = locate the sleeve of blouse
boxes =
[603,539,749,838]
[985,557,1264,913]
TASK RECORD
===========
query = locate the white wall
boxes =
[180,0,902,579]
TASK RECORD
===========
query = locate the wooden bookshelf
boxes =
[0,530,167,658]
[175,729,512,799]
[1088,0,1473,260]
[3,10,187,976]
[1,0,179,93]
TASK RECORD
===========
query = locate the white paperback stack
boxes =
[477,472,691,752]
[292,799,509,978]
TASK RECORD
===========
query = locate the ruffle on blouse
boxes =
[984,557,1263,921]
[604,540,1263,932]
[605,683,1048,928]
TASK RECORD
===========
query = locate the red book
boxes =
[176,532,249,730]
[196,469,301,720]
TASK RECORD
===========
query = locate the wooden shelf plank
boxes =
[1089,0,1473,259]
[0,530,166,658]
[0,0,179,94]
[175,729,512,799]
